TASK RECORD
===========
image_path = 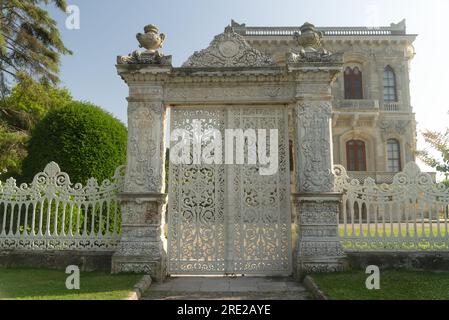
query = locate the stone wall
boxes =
[347,252,449,272]
[0,250,114,272]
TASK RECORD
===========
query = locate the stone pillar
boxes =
[292,100,347,279]
[289,23,348,279]
[111,24,172,281]
[111,84,169,281]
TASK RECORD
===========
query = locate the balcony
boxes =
[382,102,400,112]
[334,99,379,111]
[334,100,404,113]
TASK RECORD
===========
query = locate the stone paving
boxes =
[143,277,311,300]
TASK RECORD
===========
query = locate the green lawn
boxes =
[312,270,449,300]
[0,268,142,300]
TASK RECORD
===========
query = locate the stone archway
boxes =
[112,23,347,281]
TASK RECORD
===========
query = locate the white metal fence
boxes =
[334,162,449,251]
[0,162,125,251]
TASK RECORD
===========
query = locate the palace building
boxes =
[232,19,417,184]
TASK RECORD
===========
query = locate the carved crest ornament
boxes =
[182,26,276,68]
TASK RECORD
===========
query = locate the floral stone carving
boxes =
[296,102,334,193]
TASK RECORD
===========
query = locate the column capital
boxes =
[295,101,332,117]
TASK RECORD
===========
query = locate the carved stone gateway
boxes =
[113,23,347,280]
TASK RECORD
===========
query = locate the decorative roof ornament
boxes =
[295,22,323,50]
[137,24,165,52]
[287,22,342,64]
[117,24,172,65]
[182,26,276,68]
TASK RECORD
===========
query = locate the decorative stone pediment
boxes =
[182,26,276,68]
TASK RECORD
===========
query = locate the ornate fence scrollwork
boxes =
[0,162,125,251]
[334,162,449,251]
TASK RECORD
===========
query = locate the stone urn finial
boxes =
[136,24,166,53]
[294,22,323,51]
[117,24,172,65]
[287,22,339,64]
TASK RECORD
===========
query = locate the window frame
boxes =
[346,140,367,172]
[383,66,398,103]
[344,66,364,100]
[386,139,402,172]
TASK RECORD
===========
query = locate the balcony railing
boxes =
[233,25,406,37]
[334,99,379,110]
[383,102,400,112]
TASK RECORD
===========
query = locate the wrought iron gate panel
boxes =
[229,108,291,275]
[168,109,226,274]
[168,107,291,275]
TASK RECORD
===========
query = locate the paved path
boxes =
[143,277,311,300]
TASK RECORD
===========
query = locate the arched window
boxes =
[344,66,363,100]
[346,140,367,172]
[383,66,397,102]
[387,139,401,172]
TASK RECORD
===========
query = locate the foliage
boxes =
[0,0,72,95]
[0,79,72,178]
[418,120,449,184]
[21,101,127,184]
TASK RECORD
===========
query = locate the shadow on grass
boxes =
[0,267,142,300]
[311,269,449,300]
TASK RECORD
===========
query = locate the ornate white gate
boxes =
[168,106,292,275]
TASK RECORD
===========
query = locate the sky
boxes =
[48,0,449,173]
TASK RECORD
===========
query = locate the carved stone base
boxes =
[111,255,166,282]
[111,193,168,282]
[292,193,348,279]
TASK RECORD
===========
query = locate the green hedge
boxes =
[21,101,127,184]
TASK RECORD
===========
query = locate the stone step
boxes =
[143,277,312,300]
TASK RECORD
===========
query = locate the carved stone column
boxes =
[292,100,347,278]
[111,96,168,281]
[111,25,171,281]
[289,23,348,279]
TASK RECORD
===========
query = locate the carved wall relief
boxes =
[126,102,165,193]
[295,102,334,192]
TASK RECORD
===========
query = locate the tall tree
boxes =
[0,78,72,178]
[0,0,72,95]
[418,119,449,182]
